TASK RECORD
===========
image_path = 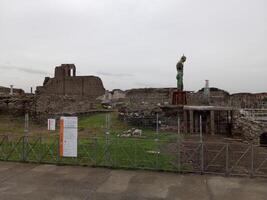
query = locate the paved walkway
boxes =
[0,162,267,200]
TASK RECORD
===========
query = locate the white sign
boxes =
[60,117,78,157]
[48,119,56,131]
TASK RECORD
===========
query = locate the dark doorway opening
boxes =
[260,133,267,146]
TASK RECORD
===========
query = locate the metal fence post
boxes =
[225,143,229,176]
[75,138,79,165]
[156,138,160,170]
[56,135,60,165]
[156,112,160,170]
[22,136,26,162]
[38,136,42,163]
[105,113,110,167]
[105,134,108,166]
[114,137,118,168]
[200,115,204,174]
[201,142,204,174]
[134,139,137,168]
[177,114,181,173]
[23,113,29,162]
[24,113,29,134]
[156,112,159,134]
[94,137,97,166]
[251,144,254,178]
[199,115,203,143]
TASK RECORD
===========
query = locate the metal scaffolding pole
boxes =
[200,115,204,174]
[177,113,181,172]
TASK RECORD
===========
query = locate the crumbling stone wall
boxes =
[35,95,96,115]
[55,64,76,78]
[35,64,105,115]
[123,87,266,109]
[187,88,230,106]
[36,64,104,98]
[232,113,267,144]
[97,89,126,103]
[0,86,24,95]
[0,94,33,115]
[0,86,30,115]
[125,88,174,109]
[124,87,230,108]
[230,93,267,108]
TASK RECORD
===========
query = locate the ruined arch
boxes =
[55,64,76,78]
[260,132,267,146]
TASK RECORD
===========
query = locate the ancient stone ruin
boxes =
[1,61,267,145]
[34,64,105,115]
[0,86,24,96]
[111,87,267,144]
[0,86,33,115]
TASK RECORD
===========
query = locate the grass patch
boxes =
[0,113,185,172]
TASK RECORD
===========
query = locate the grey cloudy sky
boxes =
[0,0,266,93]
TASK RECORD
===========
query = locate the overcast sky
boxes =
[0,0,266,93]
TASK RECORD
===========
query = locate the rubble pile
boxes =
[118,128,143,138]
[233,115,266,144]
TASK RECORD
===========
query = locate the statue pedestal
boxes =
[172,91,187,105]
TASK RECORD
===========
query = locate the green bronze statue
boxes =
[176,55,186,91]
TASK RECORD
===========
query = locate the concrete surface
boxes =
[0,162,267,200]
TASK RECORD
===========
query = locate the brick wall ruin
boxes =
[0,86,24,96]
[125,88,174,110]
[35,64,105,115]
[118,87,267,143]
[36,64,104,99]
[0,94,33,115]
[187,88,230,106]
[230,93,267,108]
[121,87,267,109]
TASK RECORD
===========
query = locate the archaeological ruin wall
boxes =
[187,88,230,106]
[0,86,24,96]
[0,86,32,115]
[230,93,267,108]
[120,87,267,141]
[35,64,105,115]
[36,64,104,99]
[123,87,267,109]
[125,88,174,110]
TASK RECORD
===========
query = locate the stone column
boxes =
[195,112,199,134]
[183,110,188,134]
[228,110,233,137]
[10,85,13,95]
[210,110,215,135]
[189,110,194,134]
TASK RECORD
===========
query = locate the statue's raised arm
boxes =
[176,55,186,91]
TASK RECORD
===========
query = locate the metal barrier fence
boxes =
[1,134,267,177]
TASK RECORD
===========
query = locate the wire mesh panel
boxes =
[39,135,58,164]
[112,137,137,169]
[253,145,267,177]
[0,135,23,161]
[0,135,9,160]
[76,137,97,166]
[228,143,252,176]
[24,136,43,162]
[157,139,181,172]
[2,133,267,178]
[180,141,202,173]
[17,135,58,164]
[203,142,227,175]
